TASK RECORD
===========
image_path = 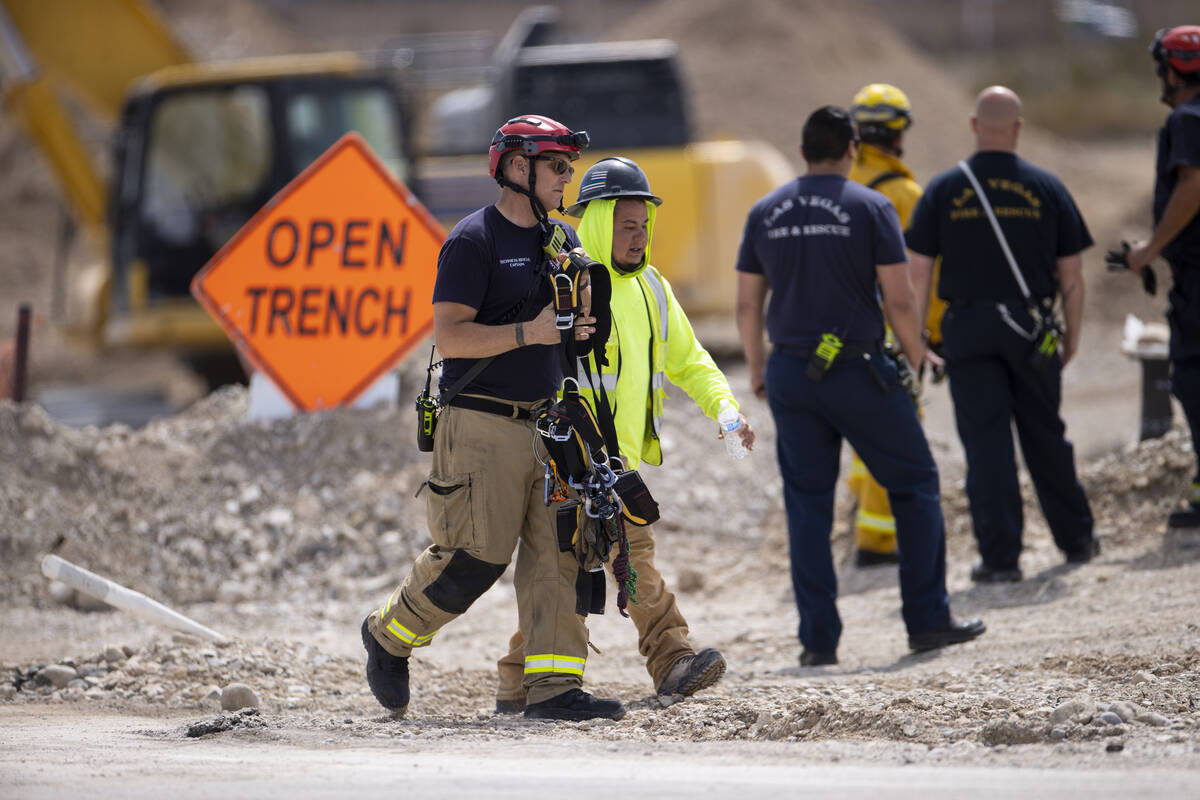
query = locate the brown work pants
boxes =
[366,400,589,705]
[496,521,692,701]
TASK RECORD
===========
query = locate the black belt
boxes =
[446,395,536,420]
[947,298,1051,308]
[773,341,880,360]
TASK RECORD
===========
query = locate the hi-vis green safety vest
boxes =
[574,197,736,469]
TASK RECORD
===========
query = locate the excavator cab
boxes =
[103,62,415,382]
[1,0,418,386]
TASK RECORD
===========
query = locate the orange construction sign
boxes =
[192,132,444,411]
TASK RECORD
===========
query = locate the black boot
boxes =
[1168,505,1200,528]
[656,648,727,697]
[908,616,986,652]
[523,688,626,721]
[361,617,409,715]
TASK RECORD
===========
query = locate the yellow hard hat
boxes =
[851,84,913,131]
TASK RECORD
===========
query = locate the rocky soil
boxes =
[2,368,1200,773]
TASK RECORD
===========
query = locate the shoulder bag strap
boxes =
[956,160,1033,301]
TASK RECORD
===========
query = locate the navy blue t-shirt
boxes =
[907,152,1093,303]
[433,205,581,401]
[735,174,908,346]
[1156,95,1200,263]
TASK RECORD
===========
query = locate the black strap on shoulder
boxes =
[868,170,906,190]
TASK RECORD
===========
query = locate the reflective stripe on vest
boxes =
[641,270,670,444]
[577,361,618,392]
[642,269,670,341]
[524,653,586,676]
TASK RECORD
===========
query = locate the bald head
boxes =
[971,85,1022,152]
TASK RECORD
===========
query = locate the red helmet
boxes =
[1152,26,1200,75]
[487,115,590,178]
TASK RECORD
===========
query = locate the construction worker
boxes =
[736,105,985,666]
[1123,26,1200,528]
[494,157,755,709]
[907,87,1099,583]
[361,115,627,721]
[843,83,946,567]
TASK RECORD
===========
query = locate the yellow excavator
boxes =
[1,0,416,385]
[1,1,789,387]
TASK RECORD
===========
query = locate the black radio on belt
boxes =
[805,332,844,381]
[415,345,439,452]
[1029,312,1063,371]
[415,391,438,452]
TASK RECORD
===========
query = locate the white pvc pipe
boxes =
[41,554,227,642]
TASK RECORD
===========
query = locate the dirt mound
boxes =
[0,388,430,606]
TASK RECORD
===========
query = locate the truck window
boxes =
[286,87,408,183]
[511,56,690,148]
[139,85,273,296]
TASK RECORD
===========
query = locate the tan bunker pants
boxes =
[496,521,693,701]
[366,400,590,705]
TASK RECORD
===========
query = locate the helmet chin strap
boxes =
[495,166,566,236]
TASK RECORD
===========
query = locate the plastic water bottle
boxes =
[718,399,748,460]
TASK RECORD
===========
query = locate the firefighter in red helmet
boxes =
[1123,27,1200,526]
[362,114,627,721]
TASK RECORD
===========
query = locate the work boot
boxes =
[1168,505,1200,528]
[656,648,726,697]
[855,548,900,567]
[523,688,626,721]
[1065,538,1101,564]
[361,617,409,715]
[908,617,986,652]
[799,649,838,667]
[495,697,526,715]
[969,561,1022,584]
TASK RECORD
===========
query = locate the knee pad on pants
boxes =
[423,549,506,614]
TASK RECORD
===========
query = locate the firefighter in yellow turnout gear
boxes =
[496,157,757,710]
[845,84,946,566]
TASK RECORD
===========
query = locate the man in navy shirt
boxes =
[907,87,1097,582]
[361,115,626,721]
[1125,27,1200,527]
[736,106,984,666]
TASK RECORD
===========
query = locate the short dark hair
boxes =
[802,105,855,163]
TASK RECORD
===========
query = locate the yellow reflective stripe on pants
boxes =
[387,618,436,647]
[855,508,896,533]
[524,653,586,675]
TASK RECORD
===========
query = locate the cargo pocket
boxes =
[425,472,483,551]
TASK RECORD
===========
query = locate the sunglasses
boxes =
[532,156,575,177]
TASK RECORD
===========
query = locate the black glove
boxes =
[1105,241,1157,296]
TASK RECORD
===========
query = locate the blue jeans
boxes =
[766,348,950,652]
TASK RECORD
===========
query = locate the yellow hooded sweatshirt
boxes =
[575,197,736,468]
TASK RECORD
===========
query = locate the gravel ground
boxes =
[2,365,1200,777]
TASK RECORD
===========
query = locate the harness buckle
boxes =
[553,273,575,329]
[536,408,573,442]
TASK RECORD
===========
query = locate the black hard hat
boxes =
[564,157,662,217]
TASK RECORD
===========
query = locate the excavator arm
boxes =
[0,0,190,236]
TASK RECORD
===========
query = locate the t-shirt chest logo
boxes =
[499,256,533,269]
[951,180,1043,222]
